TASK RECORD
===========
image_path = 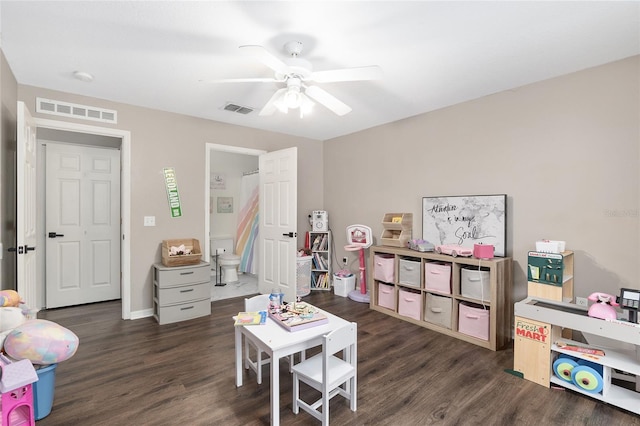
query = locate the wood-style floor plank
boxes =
[35,291,639,425]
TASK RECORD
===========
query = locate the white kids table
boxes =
[234,307,350,425]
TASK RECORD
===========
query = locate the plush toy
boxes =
[4,319,79,365]
[0,307,27,350]
[0,290,23,307]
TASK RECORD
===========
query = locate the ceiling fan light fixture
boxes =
[284,88,301,108]
[299,95,314,118]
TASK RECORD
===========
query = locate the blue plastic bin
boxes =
[33,363,57,420]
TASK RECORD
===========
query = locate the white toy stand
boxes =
[344,224,373,303]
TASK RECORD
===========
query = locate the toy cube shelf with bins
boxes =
[309,231,331,290]
[370,245,512,351]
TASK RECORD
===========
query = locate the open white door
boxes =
[16,102,38,307]
[258,147,297,303]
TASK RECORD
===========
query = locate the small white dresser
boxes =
[153,261,211,325]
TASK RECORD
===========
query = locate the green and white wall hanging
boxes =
[163,167,182,218]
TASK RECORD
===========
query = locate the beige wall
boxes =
[325,55,640,303]
[17,86,323,313]
[5,54,639,314]
[0,50,17,289]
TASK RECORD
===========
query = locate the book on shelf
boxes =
[319,234,328,250]
[555,341,605,356]
[268,302,328,331]
[234,311,267,326]
[313,272,330,289]
[311,235,320,250]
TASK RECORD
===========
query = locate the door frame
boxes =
[34,117,132,319]
[204,143,266,261]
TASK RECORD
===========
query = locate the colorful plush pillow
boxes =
[4,319,79,365]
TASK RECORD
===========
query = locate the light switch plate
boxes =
[144,216,156,226]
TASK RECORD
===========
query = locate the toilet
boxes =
[211,237,241,283]
[219,253,241,283]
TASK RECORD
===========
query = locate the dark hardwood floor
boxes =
[36,292,639,425]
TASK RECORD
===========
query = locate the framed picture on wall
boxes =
[422,194,507,256]
[211,173,226,190]
[217,197,233,213]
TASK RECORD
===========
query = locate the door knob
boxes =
[48,232,65,238]
[282,232,296,238]
[24,245,35,252]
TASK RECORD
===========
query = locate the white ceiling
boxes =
[1,1,639,141]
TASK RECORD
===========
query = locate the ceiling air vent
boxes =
[223,103,254,115]
[36,97,118,124]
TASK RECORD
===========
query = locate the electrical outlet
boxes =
[576,297,588,307]
[342,257,348,265]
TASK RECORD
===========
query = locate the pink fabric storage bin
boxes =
[377,283,395,310]
[374,255,395,283]
[458,303,489,341]
[398,288,422,321]
[424,262,451,294]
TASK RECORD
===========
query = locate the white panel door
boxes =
[45,143,121,308]
[16,102,38,306]
[258,147,297,303]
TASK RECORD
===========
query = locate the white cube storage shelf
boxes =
[369,246,512,351]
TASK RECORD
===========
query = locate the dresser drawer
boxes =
[155,298,211,325]
[155,281,210,305]
[154,262,210,287]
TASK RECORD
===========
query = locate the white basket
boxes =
[296,256,312,297]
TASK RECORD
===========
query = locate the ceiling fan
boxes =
[216,41,382,117]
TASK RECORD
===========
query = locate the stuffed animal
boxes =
[0,306,27,350]
[4,319,79,364]
[0,290,23,307]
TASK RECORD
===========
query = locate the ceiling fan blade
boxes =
[305,85,352,116]
[259,88,287,116]
[240,45,289,75]
[206,77,279,83]
[309,65,382,83]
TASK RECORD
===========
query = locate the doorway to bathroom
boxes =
[205,144,265,301]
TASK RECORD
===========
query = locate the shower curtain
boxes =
[236,173,259,274]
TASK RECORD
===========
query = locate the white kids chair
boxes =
[243,294,271,384]
[291,322,357,425]
[242,294,296,384]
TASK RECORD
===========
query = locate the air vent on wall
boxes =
[223,103,254,115]
[36,97,117,124]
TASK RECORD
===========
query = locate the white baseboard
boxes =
[130,308,154,320]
